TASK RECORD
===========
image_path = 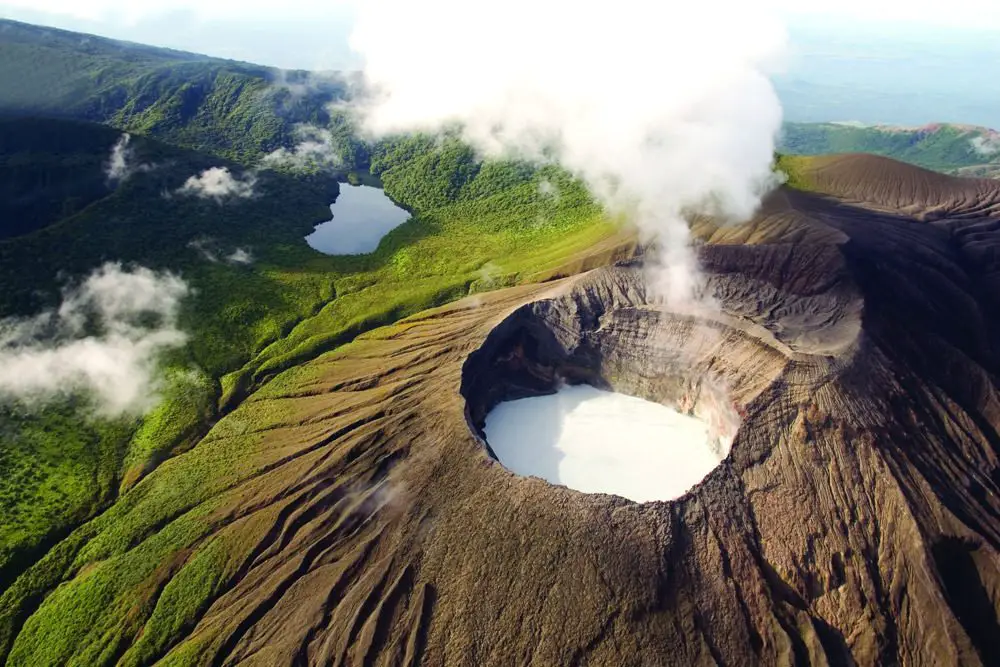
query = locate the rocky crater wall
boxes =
[6,176,1000,666]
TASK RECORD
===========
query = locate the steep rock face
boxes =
[4,166,1000,666]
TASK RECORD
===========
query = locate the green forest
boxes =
[0,19,347,163]
[779,121,1000,177]
[2,15,995,666]
[0,24,615,661]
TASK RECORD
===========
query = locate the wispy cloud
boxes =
[538,179,559,200]
[176,167,257,201]
[971,135,1000,157]
[0,263,189,416]
[187,237,219,263]
[105,133,153,184]
[106,133,131,181]
[261,124,342,173]
[226,248,254,265]
[187,238,255,265]
[268,70,352,100]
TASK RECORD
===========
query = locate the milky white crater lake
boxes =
[483,385,728,503]
[306,184,410,255]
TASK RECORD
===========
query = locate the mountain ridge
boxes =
[780,121,1000,178]
[0,18,350,164]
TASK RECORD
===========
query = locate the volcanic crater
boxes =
[462,269,747,501]
[6,157,1000,666]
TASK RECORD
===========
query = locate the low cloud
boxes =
[261,124,342,173]
[177,167,257,201]
[269,70,324,100]
[187,237,219,263]
[187,238,255,265]
[538,179,559,200]
[971,135,1000,157]
[226,248,254,265]
[106,133,131,181]
[105,133,153,184]
[267,70,352,101]
[829,120,873,128]
[0,263,189,416]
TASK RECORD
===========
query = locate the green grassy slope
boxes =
[0,23,623,661]
[0,117,617,659]
[0,117,339,592]
[779,122,1000,177]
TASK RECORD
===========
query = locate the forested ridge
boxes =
[780,121,1000,177]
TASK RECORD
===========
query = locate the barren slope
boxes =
[784,153,1000,219]
[4,158,1000,666]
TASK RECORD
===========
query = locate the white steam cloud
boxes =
[350,0,786,303]
[0,264,189,416]
[177,167,257,201]
[261,124,343,173]
[971,135,1000,157]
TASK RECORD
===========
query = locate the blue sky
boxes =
[0,1,359,70]
[3,1,999,70]
[2,1,998,127]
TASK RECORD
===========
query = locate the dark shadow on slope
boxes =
[932,537,1000,666]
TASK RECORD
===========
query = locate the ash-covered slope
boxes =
[784,153,1000,219]
[4,159,1000,666]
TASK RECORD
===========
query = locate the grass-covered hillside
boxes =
[0,19,352,164]
[0,116,336,592]
[779,121,1000,177]
[0,109,618,662]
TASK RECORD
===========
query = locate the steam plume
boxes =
[350,0,786,303]
[0,263,189,416]
[105,133,152,183]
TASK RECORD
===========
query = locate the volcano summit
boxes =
[5,156,999,665]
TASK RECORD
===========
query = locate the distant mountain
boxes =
[0,19,353,164]
[779,122,1000,178]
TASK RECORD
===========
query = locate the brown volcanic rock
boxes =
[10,160,1000,665]
[791,153,1000,220]
[149,170,1000,665]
